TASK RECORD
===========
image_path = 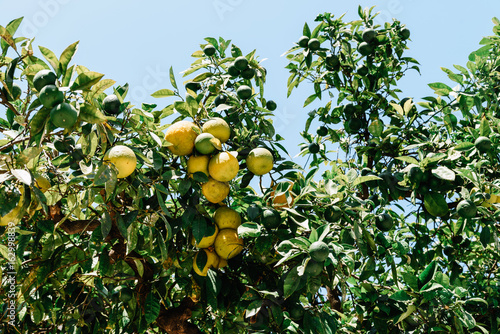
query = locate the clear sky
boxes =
[2,0,500,163]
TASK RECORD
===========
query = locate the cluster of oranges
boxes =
[164,117,274,203]
[191,207,244,276]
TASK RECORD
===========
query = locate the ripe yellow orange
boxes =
[187,155,210,178]
[214,228,244,260]
[201,178,230,203]
[103,145,137,178]
[202,118,231,143]
[191,224,219,248]
[214,206,241,229]
[246,147,273,175]
[216,257,228,269]
[193,248,220,276]
[164,120,200,156]
[208,152,239,182]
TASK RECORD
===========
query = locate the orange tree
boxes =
[0,6,499,333]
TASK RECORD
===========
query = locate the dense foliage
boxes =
[1,6,499,333]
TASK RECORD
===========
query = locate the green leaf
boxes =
[480,116,491,137]
[192,215,207,244]
[390,290,411,301]
[79,103,109,124]
[283,266,301,298]
[144,292,161,324]
[368,119,384,137]
[238,222,261,238]
[192,72,213,82]
[353,175,381,187]
[395,156,420,165]
[38,46,59,74]
[480,225,491,247]
[424,193,449,217]
[169,66,177,89]
[70,71,104,91]
[29,107,51,134]
[101,211,112,239]
[418,260,438,288]
[395,304,416,324]
[151,89,176,98]
[432,166,455,181]
[428,82,452,96]
[454,142,474,151]
[303,22,311,37]
[58,41,79,76]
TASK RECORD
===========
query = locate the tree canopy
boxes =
[1,6,500,334]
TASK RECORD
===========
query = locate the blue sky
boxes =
[2,0,500,162]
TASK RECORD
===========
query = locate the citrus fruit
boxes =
[214,228,244,260]
[266,100,277,111]
[203,44,216,56]
[103,145,137,178]
[33,69,56,91]
[307,38,321,51]
[305,260,323,276]
[344,103,356,114]
[346,118,363,133]
[227,63,241,77]
[288,304,305,320]
[118,288,133,303]
[424,192,449,217]
[214,95,227,107]
[474,136,491,153]
[260,208,281,229]
[309,241,330,262]
[356,65,369,76]
[358,42,374,56]
[216,257,228,269]
[34,174,51,193]
[208,152,239,182]
[102,94,121,115]
[308,143,320,154]
[298,36,310,47]
[2,84,22,101]
[50,102,78,129]
[202,178,230,203]
[246,147,273,175]
[195,133,220,155]
[53,136,75,153]
[237,85,252,100]
[187,155,210,178]
[325,54,339,68]
[324,205,342,222]
[214,206,241,229]
[316,126,328,136]
[185,82,201,92]
[240,67,255,79]
[164,121,200,156]
[375,213,394,231]
[362,28,377,43]
[234,56,249,71]
[191,223,219,248]
[399,27,411,40]
[39,84,64,108]
[407,165,424,184]
[193,248,220,276]
[0,187,24,226]
[202,118,231,143]
[271,181,294,209]
[456,199,477,219]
